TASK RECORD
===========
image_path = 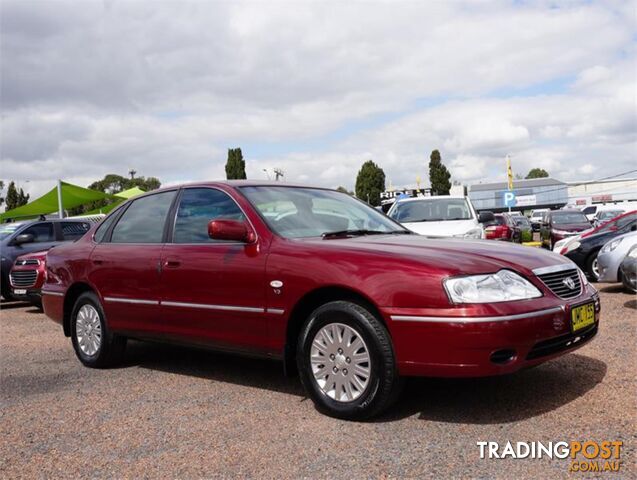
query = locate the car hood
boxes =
[300,234,573,277]
[400,219,479,237]
[552,222,591,232]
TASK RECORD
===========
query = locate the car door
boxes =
[88,190,177,334]
[159,187,269,352]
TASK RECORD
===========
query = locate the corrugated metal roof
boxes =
[469,177,565,192]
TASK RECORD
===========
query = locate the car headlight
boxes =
[578,267,589,286]
[628,248,637,259]
[444,270,542,304]
[601,238,622,253]
[462,227,483,239]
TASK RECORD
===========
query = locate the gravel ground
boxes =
[1,287,635,479]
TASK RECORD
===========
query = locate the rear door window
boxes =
[21,223,54,242]
[61,222,91,240]
[111,191,177,243]
[173,188,245,243]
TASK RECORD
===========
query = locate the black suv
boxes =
[0,218,93,300]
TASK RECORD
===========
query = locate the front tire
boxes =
[71,292,126,368]
[586,251,600,282]
[296,301,401,420]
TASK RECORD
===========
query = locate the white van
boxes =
[387,196,490,238]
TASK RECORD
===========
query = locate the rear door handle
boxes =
[92,259,104,265]
[164,259,181,268]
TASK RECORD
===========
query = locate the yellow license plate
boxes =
[571,303,595,332]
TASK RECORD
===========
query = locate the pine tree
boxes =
[428,150,451,195]
[225,148,247,180]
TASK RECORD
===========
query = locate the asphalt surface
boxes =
[1,286,635,479]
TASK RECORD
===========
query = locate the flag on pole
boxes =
[506,156,513,191]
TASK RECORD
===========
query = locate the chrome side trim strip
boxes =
[533,263,577,276]
[41,290,64,297]
[391,307,563,323]
[161,301,264,313]
[104,297,159,306]
[266,308,285,315]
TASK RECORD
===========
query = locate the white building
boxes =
[567,178,637,206]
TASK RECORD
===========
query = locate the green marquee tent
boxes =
[0,182,142,222]
[80,186,146,216]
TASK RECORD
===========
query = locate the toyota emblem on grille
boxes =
[562,277,576,290]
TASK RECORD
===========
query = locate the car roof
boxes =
[393,195,467,203]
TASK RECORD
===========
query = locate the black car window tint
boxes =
[111,191,176,244]
[21,223,54,242]
[173,188,245,243]
[61,222,91,240]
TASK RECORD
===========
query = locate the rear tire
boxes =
[70,292,126,368]
[296,300,401,420]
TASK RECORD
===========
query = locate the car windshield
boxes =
[389,198,472,222]
[0,223,24,241]
[513,216,530,226]
[240,186,406,239]
[552,212,589,224]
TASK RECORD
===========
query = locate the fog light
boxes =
[490,349,517,364]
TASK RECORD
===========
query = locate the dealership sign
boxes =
[516,194,537,207]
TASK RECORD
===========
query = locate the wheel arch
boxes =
[283,285,387,376]
[63,282,96,337]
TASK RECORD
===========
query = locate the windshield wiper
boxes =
[322,229,406,238]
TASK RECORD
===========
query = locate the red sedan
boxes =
[10,250,47,307]
[42,182,600,419]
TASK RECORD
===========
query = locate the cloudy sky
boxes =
[1,0,635,200]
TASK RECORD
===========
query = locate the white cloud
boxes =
[1,0,635,200]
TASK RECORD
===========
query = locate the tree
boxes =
[225,148,247,180]
[18,188,29,206]
[69,173,162,215]
[355,160,385,206]
[5,181,20,210]
[0,180,4,207]
[336,186,354,195]
[525,168,549,179]
[428,150,451,195]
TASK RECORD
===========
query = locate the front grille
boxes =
[16,258,40,266]
[9,270,38,288]
[526,324,597,360]
[537,268,582,299]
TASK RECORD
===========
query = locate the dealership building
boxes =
[468,178,568,212]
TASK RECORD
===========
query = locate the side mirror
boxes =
[208,219,255,243]
[13,233,34,245]
[478,211,495,223]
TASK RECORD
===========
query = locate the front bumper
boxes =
[597,251,620,283]
[385,287,600,377]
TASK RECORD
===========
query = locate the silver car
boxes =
[597,231,637,283]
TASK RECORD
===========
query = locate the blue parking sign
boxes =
[504,191,516,207]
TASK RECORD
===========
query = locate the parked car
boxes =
[597,232,637,285]
[387,195,492,238]
[0,219,92,300]
[510,215,533,243]
[530,209,549,232]
[619,246,637,293]
[484,213,528,243]
[563,215,637,281]
[592,209,625,228]
[41,182,600,419]
[555,211,637,254]
[9,250,47,307]
[540,210,591,250]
